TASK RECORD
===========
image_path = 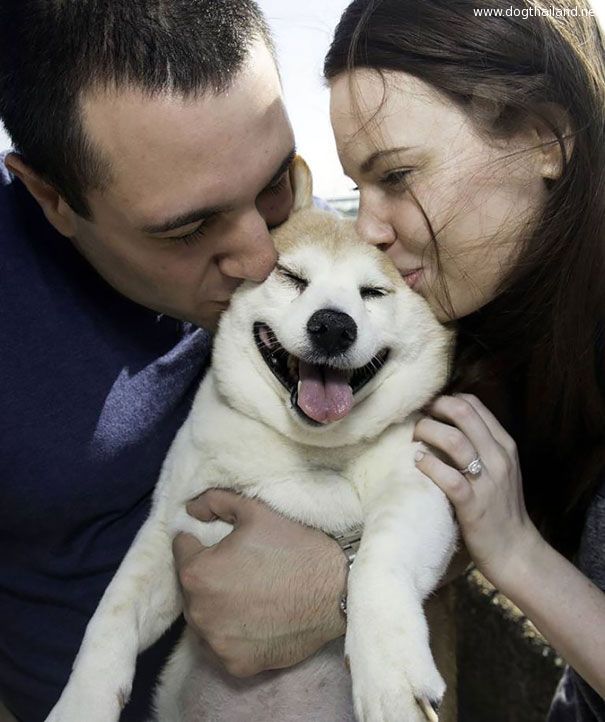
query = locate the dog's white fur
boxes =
[46,159,457,722]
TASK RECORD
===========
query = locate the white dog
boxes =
[46,158,457,722]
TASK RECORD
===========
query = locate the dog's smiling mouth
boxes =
[253,321,389,426]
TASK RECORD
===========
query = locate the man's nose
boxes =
[356,202,396,252]
[217,210,278,283]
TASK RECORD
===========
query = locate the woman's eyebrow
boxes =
[361,146,414,173]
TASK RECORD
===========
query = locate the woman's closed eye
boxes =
[379,168,413,191]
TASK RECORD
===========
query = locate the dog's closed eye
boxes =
[276,265,308,292]
[360,286,389,300]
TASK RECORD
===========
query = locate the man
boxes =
[0,2,347,720]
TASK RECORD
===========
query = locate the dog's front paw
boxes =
[345,618,445,722]
[45,676,128,722]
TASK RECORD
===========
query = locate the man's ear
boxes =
[4,153,78,237]
[532,103,574,182]
[289,155,314,212]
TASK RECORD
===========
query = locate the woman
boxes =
[324,0,605,718]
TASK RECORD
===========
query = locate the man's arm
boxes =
[173,490,347,676]
[173,489,467,676]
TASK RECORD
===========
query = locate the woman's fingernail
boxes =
[414,450,425,462]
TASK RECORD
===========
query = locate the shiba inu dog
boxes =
[46,158,457,722]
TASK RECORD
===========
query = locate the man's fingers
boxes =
[186,488,252,525]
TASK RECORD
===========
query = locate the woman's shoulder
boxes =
[576,472,605,592]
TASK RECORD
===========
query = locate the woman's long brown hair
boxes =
[325,0,605,557]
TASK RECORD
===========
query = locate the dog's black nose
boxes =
[307,309,357,355]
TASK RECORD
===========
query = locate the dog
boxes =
[45,157,457,722]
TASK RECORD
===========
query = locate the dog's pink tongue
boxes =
[298,361,353,423]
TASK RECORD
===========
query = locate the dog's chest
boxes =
[177,391,415,534]
[199,432,365,532]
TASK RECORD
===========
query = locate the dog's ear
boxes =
[289,155,314,212]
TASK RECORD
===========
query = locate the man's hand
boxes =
[172,489,347,677]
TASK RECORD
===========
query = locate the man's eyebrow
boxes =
[360,146,413,174]
[139,205,227,235]
[139,147,297,236]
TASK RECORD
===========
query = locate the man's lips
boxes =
[401,268,423,289]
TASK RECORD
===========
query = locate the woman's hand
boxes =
[413,393,541,589]
[414,394,605,697]
[172,489,347,677]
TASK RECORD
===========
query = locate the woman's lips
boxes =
[401,268,423,289]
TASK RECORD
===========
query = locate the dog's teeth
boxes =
[297,380,302,394]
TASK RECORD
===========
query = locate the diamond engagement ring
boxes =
[459,456,482,477]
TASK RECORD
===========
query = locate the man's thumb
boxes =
[172,532,206,570]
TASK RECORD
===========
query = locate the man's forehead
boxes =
[80,44,292,220]
[81,42,283,166]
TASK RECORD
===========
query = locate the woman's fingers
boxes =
[456,393,517,454]
[414,449,474,508]
[413,417,478,471]
[426,395,496,459]
[420,393,518,478]
[415,395,530,586]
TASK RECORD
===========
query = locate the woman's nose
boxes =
[355,203,397,252]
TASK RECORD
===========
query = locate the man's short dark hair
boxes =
[0,0,275,217]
